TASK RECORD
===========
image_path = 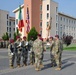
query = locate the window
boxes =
[16,19,18,24]
[64,18,65,22]
[47,13,49,19]
[9,27,11,32]
[66,19,68,23]
[60,17,62,21]
[56,15,58,21]
[7,14,8,19]
[40,22,42,27]
[9,21,11,26]
[64,25,65,29]
[7,21,8,25]
[13,22,15,25]
[56,7,58,13]
[40,5,42,11]
[9,33,11,38]
[40,14,42,20]
[56,31,58,35]
[47,5,49,11]
[7,27,8,32]
[13,28,15,31]
[69,20,70,24]
[56,23,58,29]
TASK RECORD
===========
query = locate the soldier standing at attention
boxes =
[29,36,35,65]
[39,37,45,68]
[21,36,28,66]
[14,36,22,68]
[8,39,15,69]
[54,35,63,70]
[49,37,56,67]
[33,34,43,71]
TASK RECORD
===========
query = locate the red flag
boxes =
[18,5,24,32]
[26,7,30,34]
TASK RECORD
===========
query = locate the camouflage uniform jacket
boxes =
[14,40,21,53]
[33,38,43,56]
[21,40,28,54]
[54,39,63,55]
[28,40,34,52]
[8,43,15,55]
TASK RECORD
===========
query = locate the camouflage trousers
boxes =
[54,53,62,68]
[29,51,35,64]
[9,53,15,66]
[35,54,42,69]
[50,52,56,66]
[22,53,28,65]
[16,51,21,65]
[40,52,44,65]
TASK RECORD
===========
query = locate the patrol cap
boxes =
[10,39,14,43]
[37,34,41,37]
[23,36,26,39]
[55,35,59,38]
[39,37,43,41]
[50,36,53,39]
[16,36,20,39]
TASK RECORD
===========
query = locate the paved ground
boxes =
[0,48,76,75]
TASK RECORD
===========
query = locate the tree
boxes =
[63,35,73,46]
[2,32,9,41]
[6,32,9,40]
[27,27,38,41]
[13,28,21,41]
[14,32,17,41]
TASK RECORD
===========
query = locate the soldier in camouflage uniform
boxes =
[8,39,15,69]
[14,36,22,67]
[29,37,35,65]
[33,34,43,71]
[49,36,56,67]
[39,37,45,68]
[54,35,63,70]
[21,36,28,66]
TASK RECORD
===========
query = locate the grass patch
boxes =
[63,44,76,51]
[64,47,76,50]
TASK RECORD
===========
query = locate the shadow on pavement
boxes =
[42,63,51,70]
[62,62,75,70]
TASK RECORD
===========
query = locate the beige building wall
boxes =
[58,12,76,39]
[0,10,9,38]
[8,17,15,39]
[42,0,58,38]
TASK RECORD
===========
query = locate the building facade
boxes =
[58,12,76,39]
[8,17,15,39]
[0,9,9,38]
[13,0,76,39]
[0,9,15,39]
[42,0,58,38]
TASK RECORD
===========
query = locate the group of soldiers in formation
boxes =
[8,34,63,71]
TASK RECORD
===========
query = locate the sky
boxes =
[0,0,76,17]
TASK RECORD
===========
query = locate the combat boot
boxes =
[35,68,41,71]
[24,64,27,66]
[17,65,21,68]
[55,67,61,70]
[10,65,14,69]
[40,64,44,68]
